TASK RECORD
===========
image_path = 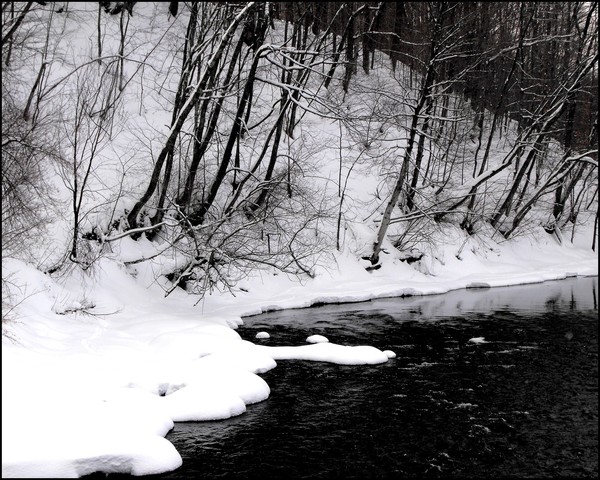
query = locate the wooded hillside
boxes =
[2,1,598,299]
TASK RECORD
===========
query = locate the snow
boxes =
[257,343,389,365]
[3,235,597,477]
[468,337,488,344]
[1,3,598,478]
[306,334,329,343]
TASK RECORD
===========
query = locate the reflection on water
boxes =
[97,277,599,479]
[243,275,598,330]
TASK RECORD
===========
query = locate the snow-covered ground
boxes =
[2,223,597,478]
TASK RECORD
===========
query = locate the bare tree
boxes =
[56,63,123,265]
[369,2,455,265]
[126,2,257,232]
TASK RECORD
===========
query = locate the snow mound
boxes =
[306,334,329,343]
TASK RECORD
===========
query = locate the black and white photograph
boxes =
[2,2,597,478]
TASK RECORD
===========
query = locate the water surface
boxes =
[95,277,600,478]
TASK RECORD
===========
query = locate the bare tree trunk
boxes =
[552,1,596,224]
[370,59,435,265]
[3,1,15,66]
[23,62,46,121]
[323,4,365,90]
[503,152,592,239]
[187,44,264,226]
[369,1,444,265]
[223,100,292,216]
[248,101,287,213]
[97,2,102,65]
[593,209,598,252]
[1,1,33,47]
[406,94,433,211]
[459,2,532,230]
[126,3,256,232]
[118,10,129,92]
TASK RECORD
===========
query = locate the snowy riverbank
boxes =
[2,222,597,478]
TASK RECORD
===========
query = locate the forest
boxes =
[2,1,598,305]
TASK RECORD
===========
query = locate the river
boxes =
[92,276,599,478]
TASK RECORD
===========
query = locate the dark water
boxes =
[94,276,599,479]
